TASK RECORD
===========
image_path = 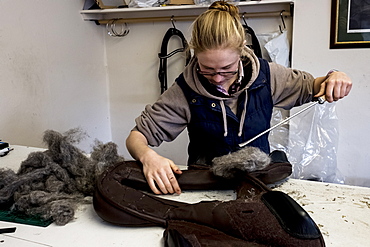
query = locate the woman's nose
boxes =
[211,74,223,82]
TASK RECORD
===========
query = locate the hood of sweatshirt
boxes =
[182,47,262,138]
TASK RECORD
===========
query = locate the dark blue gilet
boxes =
[177,59,272,166]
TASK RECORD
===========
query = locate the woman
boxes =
[126,1,352,195]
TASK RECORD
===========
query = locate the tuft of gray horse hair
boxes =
[0,128,125,225]
[211,146,271,179]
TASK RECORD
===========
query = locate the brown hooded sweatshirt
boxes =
[134,48,315,147]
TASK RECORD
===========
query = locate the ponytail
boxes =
[189,1,247,56]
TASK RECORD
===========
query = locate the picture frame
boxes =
[330,0,370,49]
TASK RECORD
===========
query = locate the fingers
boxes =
[150,173,181,195]
[170,163,183,175]
[324,79,335,102]
[147,177,162,195]
[327,79,352,102]
[314,81,326,98]
[165,172,182,195]
[342,79,352,97]
[168,162,182,194]
[315,72,352,103]
[144,160,182,195]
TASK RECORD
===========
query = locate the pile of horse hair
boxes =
[0,129,125,225]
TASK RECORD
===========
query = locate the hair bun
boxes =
[208,1,240,19]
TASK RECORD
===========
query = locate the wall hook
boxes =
[241,12,248,26]
[279,10,286,33]
[171,15,176,29]
[106,19,130,37]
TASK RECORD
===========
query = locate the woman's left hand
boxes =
[314,71,352,103]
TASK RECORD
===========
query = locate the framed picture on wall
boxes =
[330,0,370,49]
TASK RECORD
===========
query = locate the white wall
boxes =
[0,0,111,152]
[107,21,191,165]
[292,0,370,187]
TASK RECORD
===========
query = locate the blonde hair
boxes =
[189,1,246,56]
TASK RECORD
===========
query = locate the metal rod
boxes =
[239,98,325,148]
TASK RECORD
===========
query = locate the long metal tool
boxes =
[239,97,326,148]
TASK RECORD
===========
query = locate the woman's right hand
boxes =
[126,130,182,195]
[140,150,182,195]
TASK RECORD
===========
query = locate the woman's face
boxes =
[197,48,240,90]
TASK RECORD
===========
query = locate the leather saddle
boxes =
[93,151,325,247]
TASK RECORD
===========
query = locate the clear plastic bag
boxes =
[269,103,344,184]
[258,28,342,184]
[257,30,290,68]
[264,30,290,68]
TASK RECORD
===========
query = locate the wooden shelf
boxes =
[80,0,294,24]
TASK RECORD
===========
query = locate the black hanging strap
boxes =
[243,23,262,58]
[158,27,191,94]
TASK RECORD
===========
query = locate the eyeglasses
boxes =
[197,68,239,78]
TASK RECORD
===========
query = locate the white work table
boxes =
[0,145,369,247]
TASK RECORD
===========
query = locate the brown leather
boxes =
[114,151,292,193]
[93,162,325,247]
[94,163,187,227]
[117,161,235,192]
[165,220,267,247]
